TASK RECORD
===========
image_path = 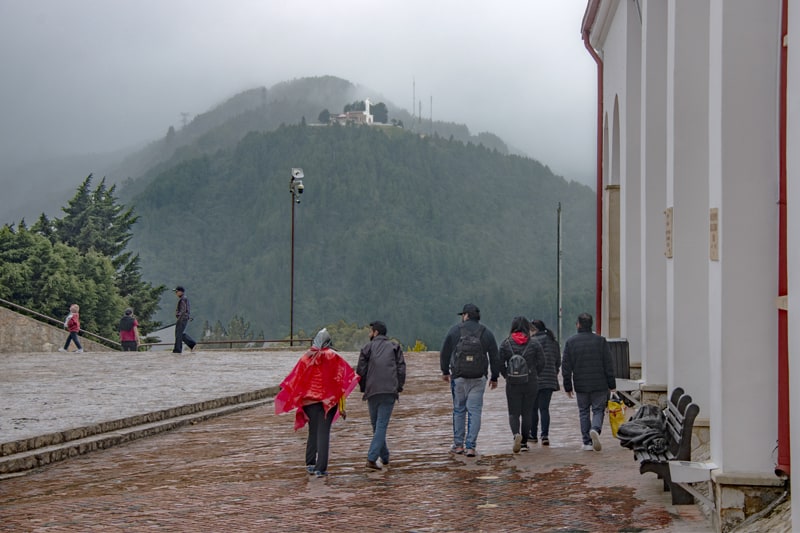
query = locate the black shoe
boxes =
[365,460,382,471]
[530,435,538,443]
[541,437,550,446]
[172,351,182,354]
[520,443,529,451]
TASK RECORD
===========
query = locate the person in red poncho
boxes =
[274,328,359,477]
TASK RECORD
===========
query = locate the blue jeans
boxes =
[531,388,554,438]
[367,393,396,463]
[452,376,487,450]
[63,331,82,351]
[173,319,196,353]
[576,389,609,445]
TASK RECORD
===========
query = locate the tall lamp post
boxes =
[289,168,304,346]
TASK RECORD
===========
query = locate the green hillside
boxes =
[129,122,595,348]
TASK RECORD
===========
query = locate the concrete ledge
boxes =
[712,471,786,487]
[0,394,277,477]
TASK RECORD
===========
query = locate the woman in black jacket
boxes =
[499,316,545,453]
[530,319,561,446]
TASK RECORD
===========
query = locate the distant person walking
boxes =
[118,308,140,351]
[498,316,545,453]
[172,286,197,354]
[59,303,83,353]
[357,321,406,471]
[439,303,500,457]
[275,328,360,477]
[561,313,616,451]
[530,319,561,446]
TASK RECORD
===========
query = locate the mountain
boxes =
[128,123,596,348]
[0,76,516,226]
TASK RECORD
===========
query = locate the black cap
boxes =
[369,321,387,336]
[174,286,185,292]
[458,303,479,315]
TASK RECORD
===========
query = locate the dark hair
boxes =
[369,321,387,336]
[531,319,556,341]
[509,316,531,335]
[577,312,593,330]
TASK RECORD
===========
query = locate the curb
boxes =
[0,387,278,478]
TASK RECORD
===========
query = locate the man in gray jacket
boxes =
[357,321,406,471]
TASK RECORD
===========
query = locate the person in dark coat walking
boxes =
[439,303,501,457]
[530,319,561,446]
[562,313,616,451]
[172,286,197,354]
[498,316,545,453]
[356,321,406,471]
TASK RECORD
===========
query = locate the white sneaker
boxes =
[75,349,84,353]
[513,433,522,453]
[589,429,602,451]
[581,444,594,451]
[58,348,67,353]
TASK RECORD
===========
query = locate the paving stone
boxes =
[0,350,715,531]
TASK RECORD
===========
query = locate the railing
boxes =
[139,338,313,350]
[0,297,122,350]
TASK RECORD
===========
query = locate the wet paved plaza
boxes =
[0,350,713,532]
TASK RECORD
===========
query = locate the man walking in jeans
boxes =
[357,321,406,471]
[439,304,500,457]
[562,312,616,451]
[172,286,197,354]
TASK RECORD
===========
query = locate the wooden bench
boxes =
[634,387,700,505]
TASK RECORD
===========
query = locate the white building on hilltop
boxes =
[580,1,799,531]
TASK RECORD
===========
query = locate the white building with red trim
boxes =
[580,1,798,530]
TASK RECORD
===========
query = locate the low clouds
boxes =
[0,0,595,183]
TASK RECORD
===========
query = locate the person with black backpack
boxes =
[118,308,140,351]
[439,303,500,457]
[499,316,545,453]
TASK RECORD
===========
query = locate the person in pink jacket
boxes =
[59,304,83,353]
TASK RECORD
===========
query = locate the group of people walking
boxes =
[275,303,616,477]
[57,285,192,354]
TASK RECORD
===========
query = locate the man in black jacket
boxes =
[357,321,406,471]
[562,313,616,451]
[439,303,500,457]
[172,286,197,354]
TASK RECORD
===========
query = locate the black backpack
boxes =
[506,339,529,385]
[451,323,487,378]
[119,316,135,332]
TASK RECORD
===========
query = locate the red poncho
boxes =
[274,347,360,430]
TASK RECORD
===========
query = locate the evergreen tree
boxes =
[31,175,165,336]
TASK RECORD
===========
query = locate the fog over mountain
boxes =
[0,0,596,221]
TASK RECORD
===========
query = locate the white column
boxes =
[639,0,668,388]
[620,0,643,368]
[708,0,780,473]
[666,0,710,408]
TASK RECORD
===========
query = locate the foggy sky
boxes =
[0,0,596,184]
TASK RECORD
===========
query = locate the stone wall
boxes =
[0,307,112,353]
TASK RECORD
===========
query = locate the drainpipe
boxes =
[582,0,604,332]
[776,0,789,478]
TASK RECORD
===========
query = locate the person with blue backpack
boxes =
[499,316,545,453]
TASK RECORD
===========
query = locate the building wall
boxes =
[587,1,790,528]
[787,1,800,528]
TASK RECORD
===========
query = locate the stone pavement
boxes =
[0,350,715,532]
